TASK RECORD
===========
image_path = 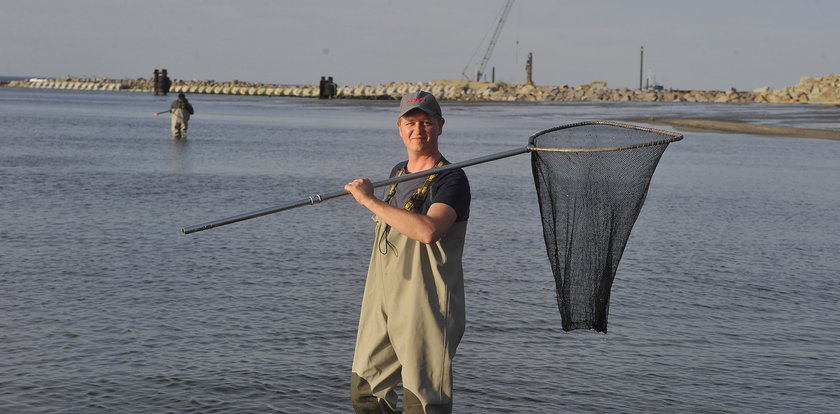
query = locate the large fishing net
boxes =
[180,119,682,335]
[529,121,682,333]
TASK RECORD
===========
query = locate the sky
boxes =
[2,0,838,91]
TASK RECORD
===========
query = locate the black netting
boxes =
[529,122,681,333]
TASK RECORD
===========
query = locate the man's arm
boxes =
[344,178,457,244]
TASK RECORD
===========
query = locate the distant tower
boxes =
[525,52,534,86]
[639,46,644,90]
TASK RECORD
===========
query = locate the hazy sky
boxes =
[2,0,838,91]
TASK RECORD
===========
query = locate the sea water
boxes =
[1,88,839,413]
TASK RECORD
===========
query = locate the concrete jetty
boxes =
[4,75,839,105]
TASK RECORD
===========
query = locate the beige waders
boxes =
[351,215,467,414]
[170,107,189,139]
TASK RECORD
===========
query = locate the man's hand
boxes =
[344,178,376,207]
[344,177,457,244]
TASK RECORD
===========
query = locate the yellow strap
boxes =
[384,157,449,212]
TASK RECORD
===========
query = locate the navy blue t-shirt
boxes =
[386,161,471,222]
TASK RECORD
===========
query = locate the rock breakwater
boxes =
[6,75,839,105]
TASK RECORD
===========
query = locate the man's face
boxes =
[397,110,444,155]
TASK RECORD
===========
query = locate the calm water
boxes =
[1,88,839,413]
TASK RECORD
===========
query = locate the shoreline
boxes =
[624,117,840,140]
[4,75,839,106]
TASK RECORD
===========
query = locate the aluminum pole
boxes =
[181,146,531,234]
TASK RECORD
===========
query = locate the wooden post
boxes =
[525,52,534,86]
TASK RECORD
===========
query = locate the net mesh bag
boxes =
[529,121,682,333]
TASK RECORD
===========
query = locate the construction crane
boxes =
[462,0,515,82]
[580,81,608,90]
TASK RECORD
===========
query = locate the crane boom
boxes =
[470,0,514,82]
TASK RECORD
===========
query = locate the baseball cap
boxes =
[398,91,442,118]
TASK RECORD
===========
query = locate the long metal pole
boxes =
[181,146,531,234]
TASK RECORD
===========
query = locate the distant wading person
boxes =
[344,91,471,414]
[169,93,194,139]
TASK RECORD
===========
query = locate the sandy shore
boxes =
[624,117,840,140]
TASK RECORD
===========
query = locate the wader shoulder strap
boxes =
[384,157,450,212]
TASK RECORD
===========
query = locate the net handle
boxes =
[181,146,530,234]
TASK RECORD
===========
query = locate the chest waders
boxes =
[170,107,189,139]
[351,158,467,414]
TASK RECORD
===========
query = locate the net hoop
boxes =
[527,121,683,153]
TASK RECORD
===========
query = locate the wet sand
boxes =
[625,117,840,140]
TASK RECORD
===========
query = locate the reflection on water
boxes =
[170,138,191,173]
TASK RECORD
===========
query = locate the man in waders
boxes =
[169,93,194,139]
[344,91,470,414]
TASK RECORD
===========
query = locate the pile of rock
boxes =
[11,76,135,91]
[752,74,840,104]
[5,75,839,105]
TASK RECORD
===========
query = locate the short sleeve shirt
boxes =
[386,161,471,222]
